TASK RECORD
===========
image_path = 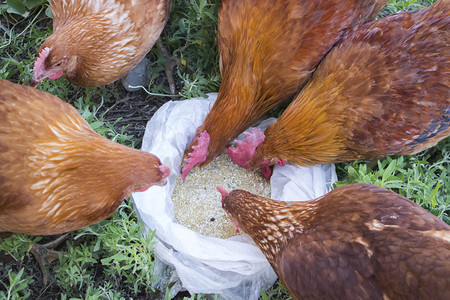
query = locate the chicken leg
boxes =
[29,233,69,285]
[156,38,177,94]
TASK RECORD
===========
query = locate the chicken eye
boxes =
[55,62,61,67]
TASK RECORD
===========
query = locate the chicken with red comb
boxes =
[0,79,170,283]
[221,183,450,300]
[182,0,388,178]
[229,0,450,177]
[31,0,172,88]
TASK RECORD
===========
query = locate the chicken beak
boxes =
[216,186,229,203]
[30,78,40,87]
[159,165,171,185]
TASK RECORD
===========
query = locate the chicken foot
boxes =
[29,233,69,285]
[156,38,177,94]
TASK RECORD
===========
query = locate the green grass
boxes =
[335,140,450,223]
[0,202,159,299]
[380,0,436,16]
[0,0,448,299]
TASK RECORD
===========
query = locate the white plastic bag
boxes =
[132,93,337,299]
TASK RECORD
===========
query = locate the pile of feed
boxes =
[172,153,271,239]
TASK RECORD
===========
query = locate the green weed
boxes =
[261,281,292,300]
[336,139,450,223]
[0,268,34,300]
[381,0,436,16]
[0,0,49,19]
[161,0,221,98]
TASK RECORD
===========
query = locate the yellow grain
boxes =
[172,153,271,239]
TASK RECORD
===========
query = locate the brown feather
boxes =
[187,0,388,167]
[37,0,171,87]
[222,183,450,300]
[0,79,168,235]
[252,1,450,168]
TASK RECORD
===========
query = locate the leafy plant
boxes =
[49,201,158,298]
[74,96,138,147]
[1,4,51,83]
[379,0,437,17]
[336,139,450,223]
[0,0,49,18]
[161,0,221,98]
[0,268,34,300]
[261,282,292,300]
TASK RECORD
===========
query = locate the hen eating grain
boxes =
[181,0,388,180]
[229,0,450,177]
[219,183,450,300]
[31,0,172,88]
[0,79,170,283]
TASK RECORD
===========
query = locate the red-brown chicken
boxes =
[228,0,450,177]
[0,79,170,281]
[0,79,170,235]
[218,183,450,300]
[31,0,171,87]
[181,0,388,180]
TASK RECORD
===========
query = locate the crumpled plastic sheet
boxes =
[132,93,337,299]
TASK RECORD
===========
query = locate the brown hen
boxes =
[181,0,388,179]
[228,0,450,177]
[0,79,170,282]
[31,0,171,87]
[219,183,450,300]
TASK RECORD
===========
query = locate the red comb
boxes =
[159,165,171,179]
[181,130,210,181]
[227,127,265,169]
[34,47,51,74]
